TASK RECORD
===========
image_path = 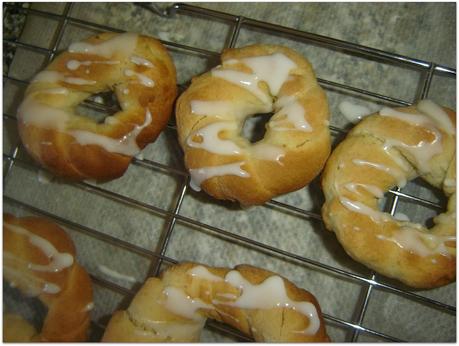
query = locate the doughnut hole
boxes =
[377,178,448,229]
[4,282,47,337]
[75,90,121,124]
[240,112,274,143]
[396,178,448,229]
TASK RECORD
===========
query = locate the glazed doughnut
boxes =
[176,44,331,206]
[321,100,456,288]
[17,32,177,181]
[102,262,329,342]
[3,214,93,341]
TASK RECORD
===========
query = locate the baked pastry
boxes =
[3,213,93,341]
[102,262,330,342]
[176,44,331,206]
[3,314,38,342]
[321,100,456,288]
[17,32,177,181]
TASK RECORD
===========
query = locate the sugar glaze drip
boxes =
[171,265,322,335]
[5,222,74,272]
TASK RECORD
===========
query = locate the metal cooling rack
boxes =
[2,2,456,342]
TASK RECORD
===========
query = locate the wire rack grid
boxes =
[2,2,456,342]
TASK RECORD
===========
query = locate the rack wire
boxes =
[2,2,456,342]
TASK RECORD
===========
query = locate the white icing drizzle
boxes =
[338,100,374,124]
[3,264,61,295]
[187,109,286,162]
[379,107,431,125]
[417,99,455,135]
[211,53,297,105]
[352,159,407,187]
[5,222,74,272]
[185,53,317,189]
[376,228,456,257]
[68,32,138,58]
[104,116,120,125]
[82,302,95,312]
[211,69,271,104]
[30,70,96,86]
[215,271,320,335]
[66,59,120,71]
[42,283,61,294]
[130,55,154,68]
[271,97,312,132]
[66,60,81,70]
[379,105,447,173]
[382,136,442,174]
[32,71,97,87]
[339,197,391,223]
[380,144,412,172]
[189,161,250,191]
[31,70,62,84]
[215,292,239,300]
[250,142,285,163]
[188,54,308,168]
[343,182,384,198]
[40,87,69,95]
[124,69,155,88]
[239,53,297,96]
[186,122,241,155]
[98,264,136,283]
[188,265,223,282]
[70,108,152,156]
[162,287,212,321]
[64,76,97,85]
[19,96,71,130]
[187,265,320,335]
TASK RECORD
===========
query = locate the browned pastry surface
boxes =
[3,314,38,342]
[102,262,330,342]
[17,32,177,181]
[321,101,456,288]
[176,44,330,206]
[3,213,93,341]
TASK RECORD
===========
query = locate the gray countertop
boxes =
[3,2,456,342]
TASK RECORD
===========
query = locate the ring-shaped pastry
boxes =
[321,100,456,288]
[17,32,177,181]
[102,262,330,342]
[176,44,331,206]
[3,214,93,341]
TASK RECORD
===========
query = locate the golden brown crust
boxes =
[321,102,456,288]
[3,214,93,341]
[103,262,329,342]
[176,44,330,206]
[17,32,177,181]
[3,314,38,342]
